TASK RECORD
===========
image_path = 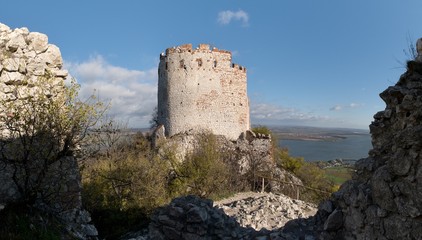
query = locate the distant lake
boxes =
[278,134,372,162]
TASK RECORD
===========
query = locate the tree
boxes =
[0,73,106,206]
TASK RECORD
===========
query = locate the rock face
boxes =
[281,41,422,240]
[0,22,97,239]
[316,45,422,240]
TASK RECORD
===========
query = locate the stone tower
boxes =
[157,44,250,140]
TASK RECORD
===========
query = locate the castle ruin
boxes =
[157,44,250,140]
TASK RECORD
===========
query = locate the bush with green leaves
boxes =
[252,125,272,135]
[295,162,335,203]
[82,133,170,238]
[0,74,105,203]
[274,148,304,174]
[81,131,242,237]
[167,133,233,199]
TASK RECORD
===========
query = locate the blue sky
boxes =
[2,0,422,130]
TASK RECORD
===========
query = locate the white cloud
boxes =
[250,102,329,125]
[217,10,249,26]
[65,55,157,128]
[330,103,363,111]
[349,103,361,108]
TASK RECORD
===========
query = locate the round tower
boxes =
[157,43,250,140]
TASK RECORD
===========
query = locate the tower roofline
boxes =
[161,43,245,71]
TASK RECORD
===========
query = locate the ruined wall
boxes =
[0,23,97,239]
[0,23,68,202]
[0,23,67,135]
[157,44,250,140]
[280,39,422,240]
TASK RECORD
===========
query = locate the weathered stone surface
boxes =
[27,32,49,53]
[157,44,249,141]
[0,22,96,240]
[124,192,316,240]
[215,192,316,231]
[5,30,27,52]
[323,209,343,231]
[303,48,422,239]
[38,44,63,67]
[148,195,251,240]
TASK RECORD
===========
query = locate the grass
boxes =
[323,166,353,185]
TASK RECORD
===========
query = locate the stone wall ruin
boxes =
[157,44,250,140]
[0,22,97,239]
[281,38,422,240]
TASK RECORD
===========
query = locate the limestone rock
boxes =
[0,22,97,240]
[5,30,27,52]
[215,192,317,231]
[38,44,63,67]
[309,46,422,239]
[27,32,49,53]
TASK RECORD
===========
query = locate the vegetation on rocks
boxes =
[0,75,105,239]
[81,131,247,238]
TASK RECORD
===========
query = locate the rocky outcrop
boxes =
[315,42,422,240]
[281,40,422,240]
[0,22,97,239]
[153,129,303,196]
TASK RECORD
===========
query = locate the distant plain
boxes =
[271,126,372,162]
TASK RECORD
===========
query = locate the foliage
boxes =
[295,162,336,203]
[252,125,272,136]
[274,147,304,174]
[404,34,418,61]
[81,131,246,237]
[82,132,170,238]
[167,133,232,199]
[323,166,353,186]
[0,73,106,205]
[149,106,159,130]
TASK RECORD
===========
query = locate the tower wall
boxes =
[158,44,250,140]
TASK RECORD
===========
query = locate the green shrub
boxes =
[168,133,232,199]
[295,162,335,203]
[252,125,272,135]
[82,133,170,238]
[275,148,304,174]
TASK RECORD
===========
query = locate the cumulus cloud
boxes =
[217,10,249,26]
[65,55,157,128]
[330,102,362,111]
[250,102,329,125]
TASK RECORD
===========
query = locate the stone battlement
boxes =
[161,43,246,72]
[157,44,250,140]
